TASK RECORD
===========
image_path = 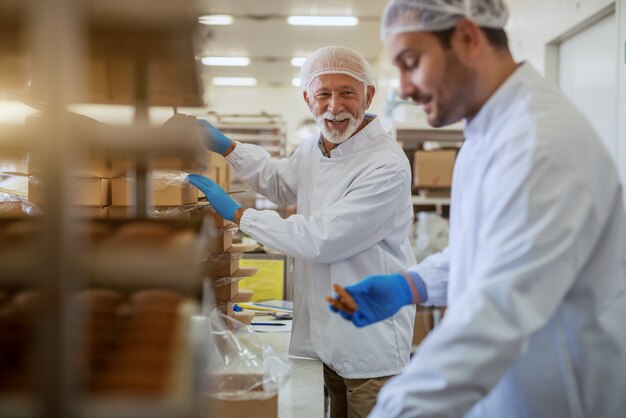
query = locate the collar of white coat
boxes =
[464,61,538,146]
[325,113,383,158]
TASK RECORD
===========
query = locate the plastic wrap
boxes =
[0,191,41,216]
[205,309,291,400]
[411,212,449,263]
[151,170,191,189]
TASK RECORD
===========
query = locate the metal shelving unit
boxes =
[0,1,210,417]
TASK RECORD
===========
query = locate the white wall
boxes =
[507,0,626,196]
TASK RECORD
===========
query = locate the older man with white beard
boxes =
[187,46,416,418]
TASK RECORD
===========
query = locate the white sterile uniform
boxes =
[371,63,626,417]
[226,115,417,378]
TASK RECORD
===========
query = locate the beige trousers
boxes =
[323,363,393,418]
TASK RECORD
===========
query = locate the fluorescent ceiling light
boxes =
[201,56,250,66]
[287,16,358,26]
[290,57,307,67]
[198,14,233,25]
[212,77,257,87]
[291,78,301,87]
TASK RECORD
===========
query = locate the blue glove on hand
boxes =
[187,174,240,222]
[197,119,233,155]
[329,273,413,328]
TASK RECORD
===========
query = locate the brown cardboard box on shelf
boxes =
[217,165,232,192]
[208,373,278,418]
[208,394,278,418]
[232,267,258,278]
[108,204,208,220]
[413,150,456,189]
[110,155,204,178]
[212,228,233,252]
[213,279,240,301]
[207,151,228,169]
[72,206,109,218]
[232,310,254,325]
[29,156,111,179]
[210,254,241,278]
[231,289,254,303]
[0,202,28,217]
[111,178,198,206]
[412,309,434,346]
[216,301,235,317]
[211,212,237,229]
[29,177,111,206]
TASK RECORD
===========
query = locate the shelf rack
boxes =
[0,1,209,417]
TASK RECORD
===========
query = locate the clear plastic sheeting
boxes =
[205,310,291,400]
[411,212,449,263]
[152,170,190,189]
[0,191,41,216]
[380,0,509,39]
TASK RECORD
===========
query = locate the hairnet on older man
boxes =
[299,46,377,92]
[380,0,509,39]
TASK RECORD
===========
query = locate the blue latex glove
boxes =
[329,273,414,328]
[197,119,233,155]
[187,174,240,222]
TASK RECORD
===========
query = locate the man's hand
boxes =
[187,174,240,222]
[197,119,233,155]
[326,273,414,327]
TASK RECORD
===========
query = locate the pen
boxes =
[251,322,286,326]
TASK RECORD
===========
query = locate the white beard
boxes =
[314,110,364,144]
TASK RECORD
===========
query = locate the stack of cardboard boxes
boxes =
[208,213,258,326]
[412,149,457,195]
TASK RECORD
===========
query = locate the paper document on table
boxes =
[251,319,292,333]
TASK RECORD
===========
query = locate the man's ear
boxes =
[365,86,375,109]
[452,18,482,62]
[303,90,309,106]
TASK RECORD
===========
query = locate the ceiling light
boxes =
[287,16,358,26]
[290,57,307,67]
[198,15,234,25]
[201,57,251,66]
[212,77,257,87]
[291,78,301,87]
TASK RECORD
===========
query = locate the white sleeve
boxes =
[370,142,602,418]
[225,142,299,206]
[239,166,411,264]
[409,247,450,307]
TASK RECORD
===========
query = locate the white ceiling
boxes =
[196,0,390,87]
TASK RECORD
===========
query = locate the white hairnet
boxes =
[300,46,377,92]
[381,0,509,39]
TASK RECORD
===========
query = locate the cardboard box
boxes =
[213,279,239,301]
[111,178,198,206]
[412,309,433,346]
[210,254,241,278]
[413,150,456,188]
[110,156,202,177]
[207,373,278,418]
[208,394,278,418]
[29,156,111,178]
[212,228,233,252]
[0,202,27,217]
[29,177,111,206]
[217,165,231,192]
[72,206,109,218]
[232,310,255,325]
[231,289,253,303]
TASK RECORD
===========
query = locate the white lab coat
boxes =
[227,116,417,378]
[371,63,626,417]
